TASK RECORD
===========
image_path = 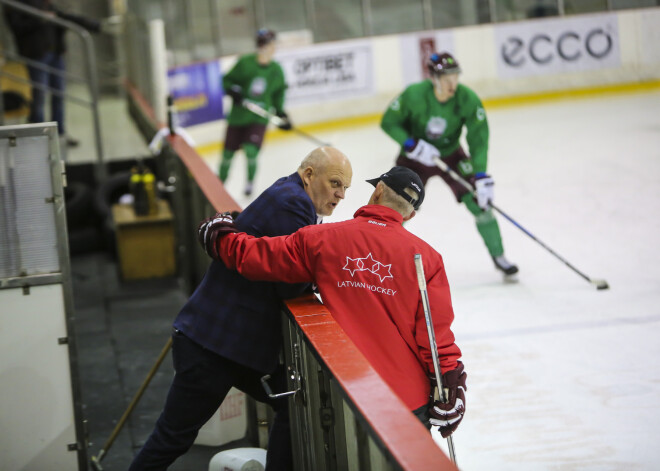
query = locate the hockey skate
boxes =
[492,255,519,276]
[244,181,254,196]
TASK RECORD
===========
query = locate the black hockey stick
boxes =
[243,100,331,146]
[433,157,609,290]
[414,254,458,465]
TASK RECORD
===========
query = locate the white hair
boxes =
[379,182,415,218]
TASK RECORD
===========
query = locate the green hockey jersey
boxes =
[222,54,287,126]
[381,80,489,174]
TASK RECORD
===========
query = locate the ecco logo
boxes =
[501,27,613,67]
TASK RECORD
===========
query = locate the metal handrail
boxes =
[0,0,106,180]
[0,69,93,108]
[3,49,88,84]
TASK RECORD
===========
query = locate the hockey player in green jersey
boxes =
[220,29,292,196]
[381,52,518,276]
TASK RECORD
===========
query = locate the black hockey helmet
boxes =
[427,52,461,76]
[256,28,276,48]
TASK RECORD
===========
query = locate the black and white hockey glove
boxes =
[276,111,293,130]
[197,211,239,260]
[473,172,494,210]
[428,362,467,438]
[226,85,243,104]
[404,138,440,167]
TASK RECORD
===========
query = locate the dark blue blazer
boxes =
[173,172,317,373]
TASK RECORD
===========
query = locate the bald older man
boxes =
[129,147,352,471]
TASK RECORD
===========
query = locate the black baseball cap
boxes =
[367,166,425,210]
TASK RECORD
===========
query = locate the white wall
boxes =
[0,284,79,471]
[187,8,660,148]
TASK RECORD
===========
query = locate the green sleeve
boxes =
[222,56,245,91]
[463,89,489,174]
[271,63,287,114]
[381,92,411,147]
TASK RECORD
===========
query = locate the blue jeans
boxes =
[27,52,66,135]
[128,330,293,471]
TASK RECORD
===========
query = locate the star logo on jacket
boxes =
[343,253,393,282]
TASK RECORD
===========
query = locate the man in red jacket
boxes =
[200,166,466,437]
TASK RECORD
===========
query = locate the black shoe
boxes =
[66,136,79,147]
[492,255,519,275]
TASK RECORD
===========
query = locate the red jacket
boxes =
[219,204,461,410]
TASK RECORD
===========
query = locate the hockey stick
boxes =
[433,156,609,290]
[414,254,458,465]
[90,337,173,471]
[242,100,331,146]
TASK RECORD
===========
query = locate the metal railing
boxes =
[0,0,106,181]
[282,295,456,471]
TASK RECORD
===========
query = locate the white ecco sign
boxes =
[494,12,620,78]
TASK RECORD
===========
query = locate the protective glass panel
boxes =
[263,0,308,33]
[611,0,659,9]
[161,0,194,65]
[217,0,258,55]
[312,0,364,42]
[186,0,221,61]
[494,0,560,22]
[370,0,424,35]
[431,0,490,28]
[564,0,609,14]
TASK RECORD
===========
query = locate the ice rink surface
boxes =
[205,90,660,470]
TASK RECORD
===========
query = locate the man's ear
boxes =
[372,182,385,203]
[403,210,416,222]
[301,166,313,186]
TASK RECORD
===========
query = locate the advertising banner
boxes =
[275,40,374,104]
[168,60,224,127]
[495,13,620,79]
[640,10,660,65]
[399,30,455,85]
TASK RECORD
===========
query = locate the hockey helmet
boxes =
[427,52,461,76]
[256,28,276,48]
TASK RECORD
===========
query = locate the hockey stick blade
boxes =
[593,279,609,290]
[432,156,609,291]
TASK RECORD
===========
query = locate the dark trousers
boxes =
[128,330,292,471]
[396,147,472,202]
[27,52,66,135]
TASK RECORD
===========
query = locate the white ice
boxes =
[205,90,660,470]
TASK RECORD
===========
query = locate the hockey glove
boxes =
[404,138,440,167]
[473,173,494,210]
[197,211,239,260]
[276,111,293,131]
[429,361,466,438]
[226,85,243,104]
